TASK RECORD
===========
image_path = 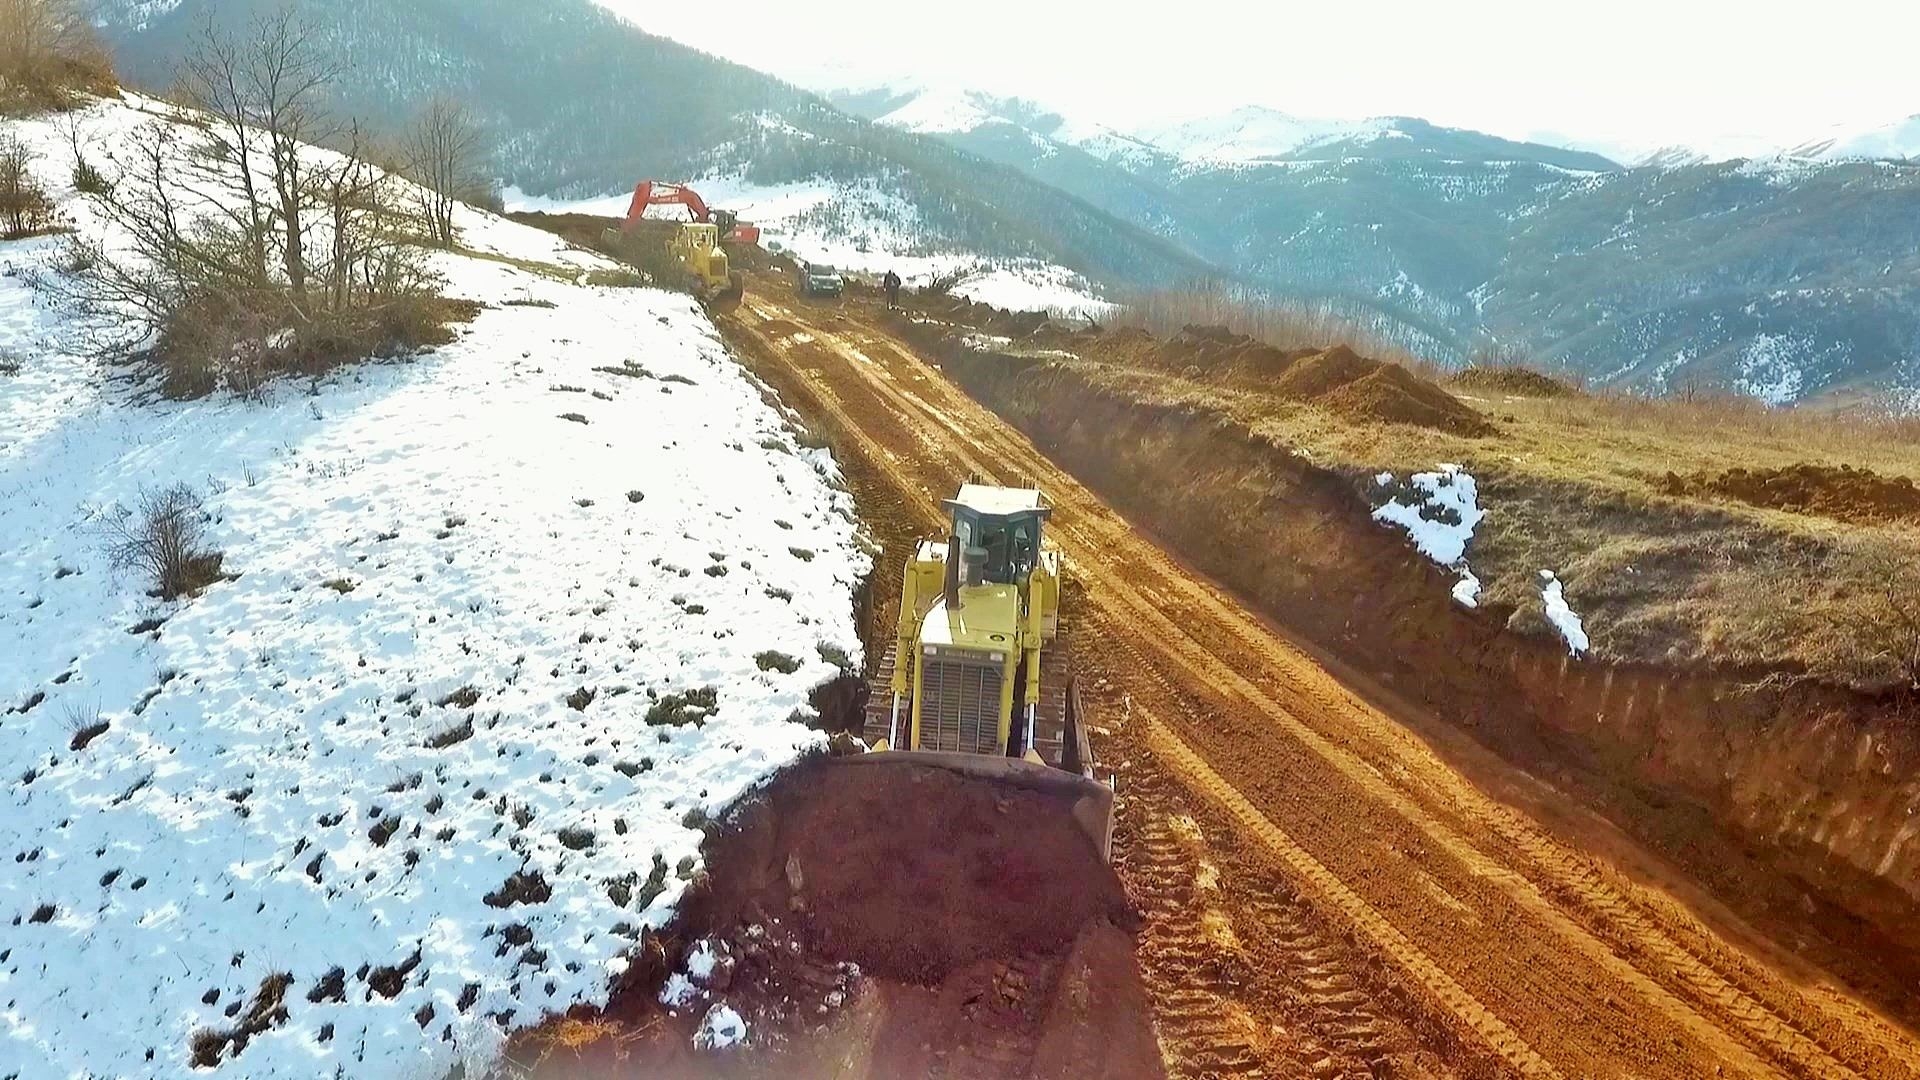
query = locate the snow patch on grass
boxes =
[1538,571,1589,655]
[1371,465,1485,607]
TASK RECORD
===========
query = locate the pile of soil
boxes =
[1452,364,1582,398]
[1663,463,1920,524]
[1320,363,1496,435]
[1270,346,1494,436]
[1270,344,1377,398]
[705,757,1130,983]
[506,210,620,253]
[509,755,1151,1079]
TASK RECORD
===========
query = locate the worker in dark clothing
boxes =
[883,269,902,310]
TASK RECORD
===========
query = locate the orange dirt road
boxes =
[717,284,1920,1080]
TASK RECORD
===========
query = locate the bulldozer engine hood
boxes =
[919,584,1019,658]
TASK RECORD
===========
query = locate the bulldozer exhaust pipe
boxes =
[943,534,961,608]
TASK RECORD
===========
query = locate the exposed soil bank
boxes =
[510,754,1159,1079]
[907,325,1920,1006]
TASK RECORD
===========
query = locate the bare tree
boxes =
[0,132,53,237]
[405,96,486,248]
[39,9,454,397]
[175,11,340,299]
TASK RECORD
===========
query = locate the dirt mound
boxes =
[1453,365,1582,398]
[1270,344,1375,398]
[1267,347,1493,435]
[707,758,1129,983]
[508,755,1152,1080]
[1322,364,1497,436]
[506,210,620,253]
[1665,463,1920,524]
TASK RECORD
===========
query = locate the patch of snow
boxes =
[693,1003,748,1050]
[1,96,865,1080]
[1733,333,1807,405]
[876,88,999,134]
[1134,106,1394,164]
[1786,113,1920,162]
[961,332,1015,352]
[946,263,1114,319]
[1372,466,1485,607]
[1538,571,1589,656]
[1452,569,1483,609]
[659,973,702,1009]
[684,936,722,980]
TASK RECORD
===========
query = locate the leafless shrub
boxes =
[100,484,225,600]
[65,703,108,750]
[0,0,115,115]
[0,133,54,239]
[925,263,982,297]
[1111,282,1435,375]
[1823,541,1920,692]
[0,347,19,376]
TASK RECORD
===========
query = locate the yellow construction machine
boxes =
[867,483,1089,774]
[600,180,748,305]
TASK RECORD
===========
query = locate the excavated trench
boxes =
[907,324,1920,1021]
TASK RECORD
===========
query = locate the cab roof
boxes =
[946,484,1050,519]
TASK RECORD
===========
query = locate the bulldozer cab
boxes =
[946,484,1050,587]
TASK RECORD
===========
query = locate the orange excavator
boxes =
[601,181,758,306]
[621,181,760,246]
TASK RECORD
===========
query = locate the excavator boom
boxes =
[622,180,712,230]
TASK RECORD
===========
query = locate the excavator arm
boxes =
[621,180,711,232]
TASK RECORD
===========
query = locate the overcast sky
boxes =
[600,0,1918,157]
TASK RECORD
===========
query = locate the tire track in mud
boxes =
[1110,739,1467,1080]
[815,314,1901,1080]
[1134,702,1561,1080]
[720,292,1920,1080]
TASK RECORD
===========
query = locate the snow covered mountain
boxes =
[1131,105,1382,164]
[1,93,866,1078]
[1786,114,1920,162]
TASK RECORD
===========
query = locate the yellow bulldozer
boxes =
[600,180,748,305]
[859,482,1110,855]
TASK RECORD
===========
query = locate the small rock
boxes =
[784,852,804,893]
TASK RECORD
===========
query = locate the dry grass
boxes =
[1110,285,1439,378]
[1055,295,1920,689]
[0,0,116,116]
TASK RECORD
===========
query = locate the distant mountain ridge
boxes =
[834,83,1920,404]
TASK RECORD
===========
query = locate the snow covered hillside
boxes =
[1,97,866,1078]
[1787,114,1920,162]
[505,178,1114,317]
[1133,106,1395,164]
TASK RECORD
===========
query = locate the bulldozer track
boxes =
[1113,751,1454,1080]
[1136,703,1561,1080]
[719,290,1920,1079]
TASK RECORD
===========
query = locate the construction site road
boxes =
[716,282,1920,1080]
